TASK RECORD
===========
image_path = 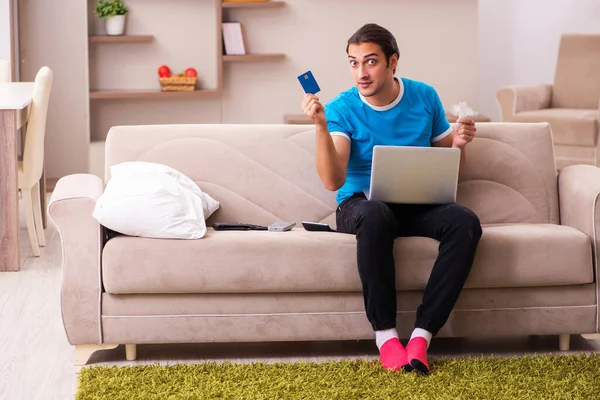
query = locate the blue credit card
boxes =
[298,70,321,94]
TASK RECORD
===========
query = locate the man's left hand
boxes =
[453,118,476,148]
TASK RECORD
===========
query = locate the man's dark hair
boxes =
[346,23,400,72]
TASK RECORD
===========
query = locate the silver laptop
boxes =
[363,145,461,204]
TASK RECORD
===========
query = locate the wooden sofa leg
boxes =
[74,344,119,366]
[559,334,570,351]
[581,333,600,340]
[126,344,137,361]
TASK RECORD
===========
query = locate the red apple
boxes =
[184,68,197,78]
[158,65,171,77]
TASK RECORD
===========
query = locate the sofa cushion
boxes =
[513,109,598,146]
[552,34,600,109]
[102,224,593,294]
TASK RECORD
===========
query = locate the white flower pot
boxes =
[105,15,126,36]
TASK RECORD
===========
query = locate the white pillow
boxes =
[92,161,219,239]
[108,161,220,219]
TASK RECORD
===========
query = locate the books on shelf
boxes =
[222,22,246,55]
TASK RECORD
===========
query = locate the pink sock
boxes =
[379,337,411,371]
[406,337,430,374]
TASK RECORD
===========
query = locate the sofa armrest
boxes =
[496,84,553,120]
[48,173,105,345]
[559,165,600,331]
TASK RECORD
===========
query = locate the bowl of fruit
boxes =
[158,65,198,92]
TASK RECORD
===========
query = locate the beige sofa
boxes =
[497,34,600,169]
[49,122,600,366]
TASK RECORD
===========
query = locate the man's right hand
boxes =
[301,94,349,191]
[302,94,327,126]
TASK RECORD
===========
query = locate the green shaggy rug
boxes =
[77,353,600,399]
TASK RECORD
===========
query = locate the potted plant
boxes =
[94,0,129,36]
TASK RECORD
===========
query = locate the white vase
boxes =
[105,15,126,36]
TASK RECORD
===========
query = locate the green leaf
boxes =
[94,0,129,20]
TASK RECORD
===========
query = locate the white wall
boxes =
[221,0,478,124]
[477,0,515,122]
[478,0,600,121]
[0,0,10,64]
[88,0,478,180]
[21,0,478,179]
[91,0,478,136]
[19,0,90,177]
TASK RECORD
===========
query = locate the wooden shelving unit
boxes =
[222,1,285,9]
[87,2,287,101]
[220,2,286,63]
[223,54,285,62]
[88,35,154,43]
[85,0,287,176]
[89,89,220,100]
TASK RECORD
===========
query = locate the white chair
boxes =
[19,66,53,256]
[0,59,9,82]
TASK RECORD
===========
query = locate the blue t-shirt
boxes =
[324,77,452,205]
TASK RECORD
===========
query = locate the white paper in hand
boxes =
[458,101,468,120]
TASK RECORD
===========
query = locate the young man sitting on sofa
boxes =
[300,23,482,374]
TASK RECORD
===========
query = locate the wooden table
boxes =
[1,82,34,272]
[284,114,314,125]
[445,111,491,123]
